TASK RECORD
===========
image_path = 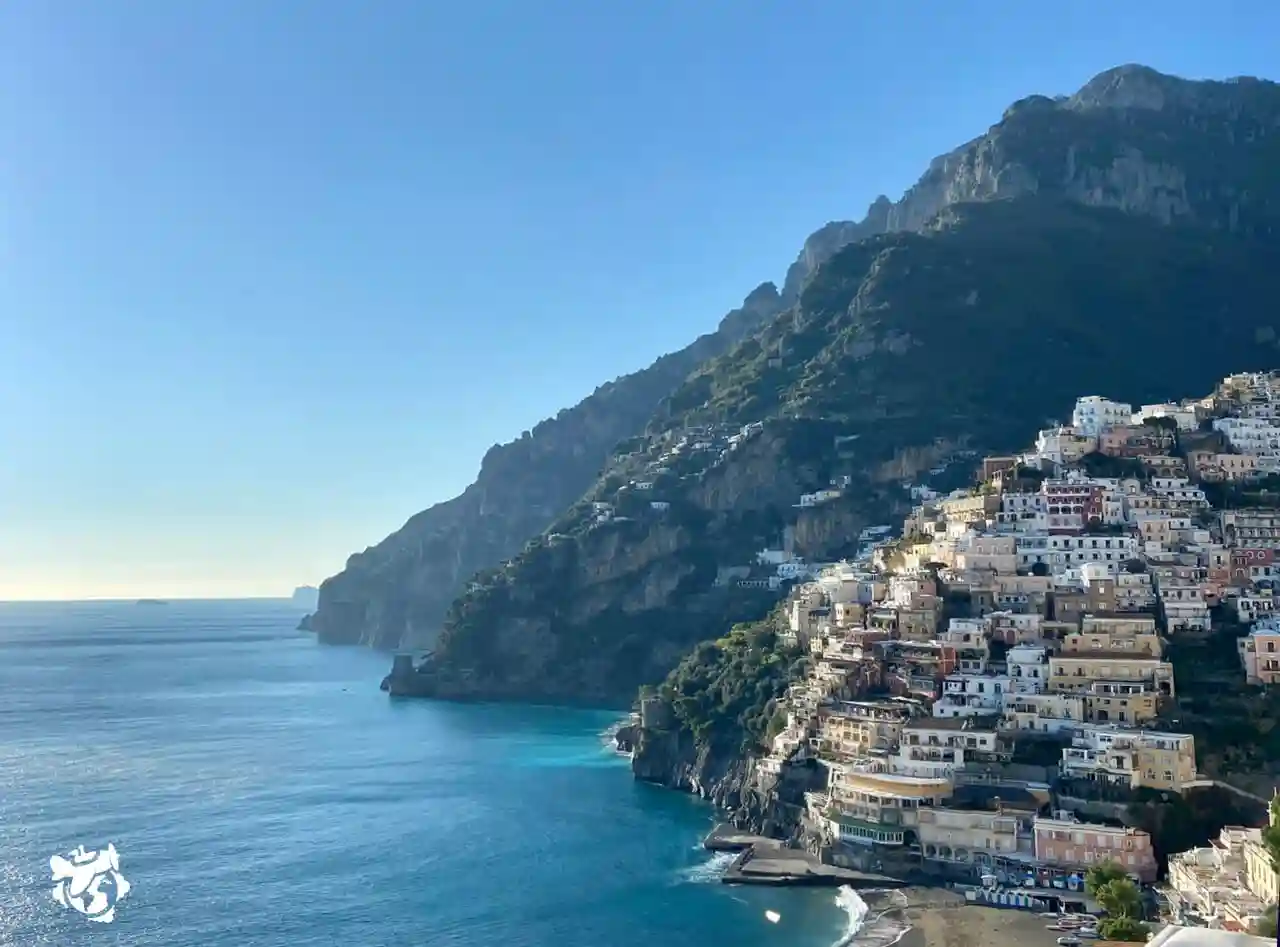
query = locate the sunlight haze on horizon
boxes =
[2,0,1277,601]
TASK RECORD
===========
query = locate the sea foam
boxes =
[833,886,913,947]
[679,851,738,884]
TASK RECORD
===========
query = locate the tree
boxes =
[1086,862,1147,943]
[1097,915,1150,942]
[1093,876,1143,919]
[1030,561,1050,577]
[1254,904,1278,939]
[1085,860,1130,897]
[1262,795,1280,947]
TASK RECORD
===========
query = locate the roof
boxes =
[903,715,1000,732]
[1145,927,1274,947]
[948,784,1044,813]
[1053,650,1165,661]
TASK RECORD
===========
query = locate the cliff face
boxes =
[629,727,823,842]
[398,192,1280,704]
[307,284,785,648]
[807,64,1280,251]
[389,423,907,703]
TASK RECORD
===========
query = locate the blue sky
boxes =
[1,1,1276,600]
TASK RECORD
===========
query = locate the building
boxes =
[1006,644,1050,693]
[1132,402,1199,431]
[895,717,1010,777]
[1060,724,1201,793]
[1191,452,1262,482]
[1238,621,1280,685]
[1222,510,1280,549]
[1048,650,1174,701]
[1036,427,1097,467]
[1072,396,1134,437]
[821,757,953,847]
[1001,692,1084,736]
[816,700,914,759]
[1033,815,1158,882]
[1214,418,1280,456]
[1083,680,1160,726]
[1065,615,1162,657]
[934,673,1011,718]
[1099,424,1177,459]
[1168,825,1276,933]
[915,804,1033,870]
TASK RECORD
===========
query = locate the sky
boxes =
[1,0,1277,600]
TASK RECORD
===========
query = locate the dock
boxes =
[704,823,910,888]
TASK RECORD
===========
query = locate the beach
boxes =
[861,887,1072,947]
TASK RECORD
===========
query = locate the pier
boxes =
[703,823,910,888]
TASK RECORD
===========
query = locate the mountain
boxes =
[305,282,789,648]
[291,586,319,610]
[315,64,1279,657]
[379,64,1280,705]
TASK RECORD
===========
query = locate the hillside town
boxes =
[748,372,1280,934]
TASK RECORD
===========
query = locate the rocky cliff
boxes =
[628,725,821,841]
[306,284,785,648]
[328,64,1280,661]
[387,422,909,703]
[814,64,1280,248]
[395,190,1280,703]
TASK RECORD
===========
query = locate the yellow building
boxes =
[1061,724,1201,793]
[1048,652,1175,699]
[915,806,1024,862]
[820,758,953,847]
[1083,681,1160,725]
[816,701,913,759]
[1245,833,1278,907]
[1062,628,1163,659]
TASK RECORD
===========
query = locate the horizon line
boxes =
[0,596,308,605]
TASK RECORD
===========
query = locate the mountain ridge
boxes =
[389,189,1280,704]
[307,63,1280,658]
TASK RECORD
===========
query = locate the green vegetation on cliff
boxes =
[416,195,1280,704]
[383,66,1280,705]
[657,196,1280,454]
[658,614,807,752]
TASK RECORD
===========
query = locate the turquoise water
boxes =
[0,600,856,947]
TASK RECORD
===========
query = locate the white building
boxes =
[933,674,1011,718]
[1150,477,1209,507]
[1214,418,1280,457]
[1073,396,1134,437]
[1014,533,1139,572]
[1158,583,1211,632]
[1132,402,1199,431]
[893,718,1005,778]
[1035,426,1096,466]
[1006,644,1050,693]
[1001,693,1084,736]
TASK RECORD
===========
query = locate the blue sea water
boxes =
[0,600,866,947]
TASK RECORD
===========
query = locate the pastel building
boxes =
[1033,815,1158,882]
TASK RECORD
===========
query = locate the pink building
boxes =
[1033,816,1158,883]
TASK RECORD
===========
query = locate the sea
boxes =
[0,600,910,947]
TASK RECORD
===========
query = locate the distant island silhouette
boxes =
[135,599,168,606]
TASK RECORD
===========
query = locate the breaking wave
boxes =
[833,886,913,947]
[679,851,737,884]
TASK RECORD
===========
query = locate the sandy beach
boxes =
[861,887,1073,947]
